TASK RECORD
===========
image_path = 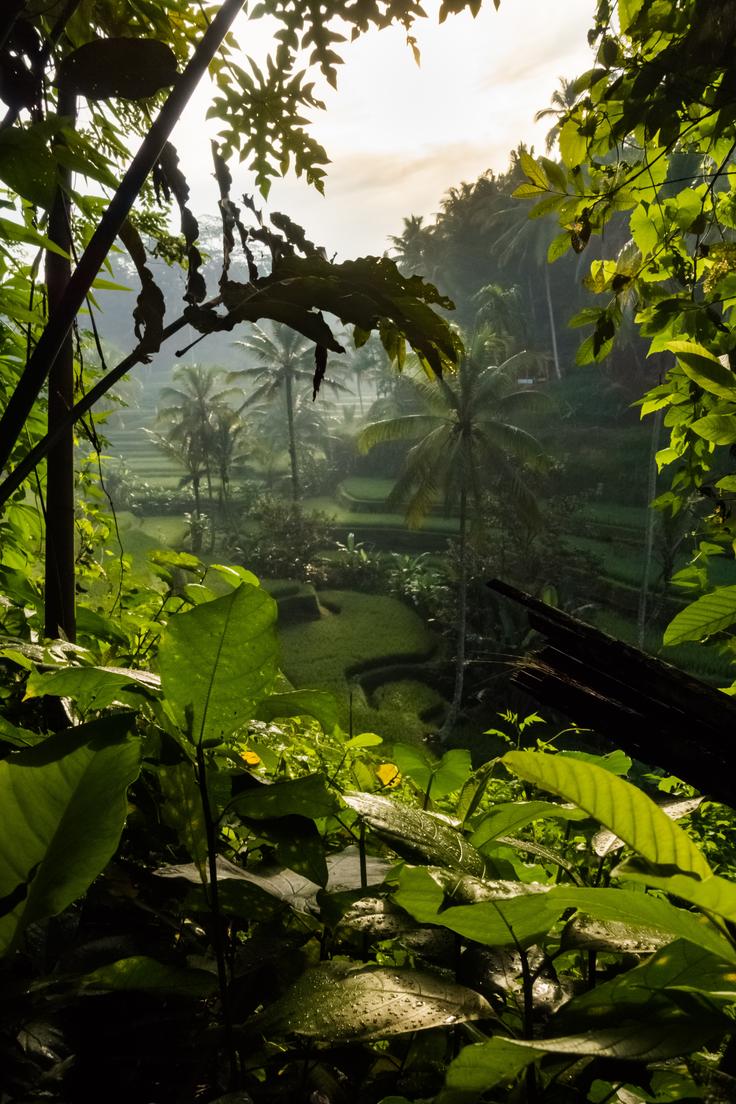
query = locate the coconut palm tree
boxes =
[358,332,546,739]
[231,322,351,501]
[535,76,579,151]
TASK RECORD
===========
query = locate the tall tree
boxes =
[358,332,545,739]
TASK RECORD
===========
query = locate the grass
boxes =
[278,588,442,743]
[340,477,395,502]
[303,495,459,533]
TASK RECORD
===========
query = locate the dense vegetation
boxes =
[3,2,736,1102]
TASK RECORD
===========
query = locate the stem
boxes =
[0,0,244,473]
[637,407,663,649]
[195,739,237,1089]
[543,265,561,381]
[0,301,217,508]
[44,81,76,642]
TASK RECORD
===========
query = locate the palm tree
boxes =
[535,77,579,151]
[231,322,351,501]
[157,364,235,510]
[388,214,434,276]
[358,332,546,739]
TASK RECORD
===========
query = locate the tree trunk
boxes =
[544,265,562,381]
[192,475,202,553]
[44,83,76,641]
[285,369,300,501]
[440,486,468,742]
[637,407,663,649]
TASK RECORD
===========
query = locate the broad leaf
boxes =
[614,860,736,924]
[392,745,472,799]
[156,855,319,914]
[0,715,140,955]
[439,1037,543,1102]
[690,414,736,445]
[395,869,734,961]
[668,341,736,400]
[158,584,278,744]
[471,801,588,849]
[24,665,159,714]
[158,761,208,883]
[503,751,710,878]
[343,792,486,876]
[229,773,338,820]
[81,955,216,997]
[560,916,669,955]
[58,38,179,101]
[664,586,736,646]
[592,796,702,857]
[255,689,338,732]
[254,959,491,1041]
[509,1015,722,1061]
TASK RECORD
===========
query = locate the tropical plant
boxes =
[359,333,546,739]
[231,322,349,501]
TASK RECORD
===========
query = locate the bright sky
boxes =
[173,0,597,259]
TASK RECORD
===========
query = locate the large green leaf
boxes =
[503,751,710,878]
[0,715,140,955]
[668,341,736,400]
[57,38,179,101]
[438,1037,543,1103]
[343,792,486,876]
[158,761,208,883]
[615,859,736,924]
[663,585,736,646]
[229,773,339,820]
[157,584,278,744]
[24,665,159,714]
[690,413,736,445]
[471,801,588,849]
[394,867,562,949]
[392,745,472,800]
[394,869,734,960]
[255,689,339,732]
[253,958,491,1041]
[81,955,217,997]
[508,1014,723,1061]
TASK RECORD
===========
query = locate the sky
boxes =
[173,0,598,259]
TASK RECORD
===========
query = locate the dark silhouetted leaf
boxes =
[57,38,178,101]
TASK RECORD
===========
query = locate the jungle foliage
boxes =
[2,1,736,1103]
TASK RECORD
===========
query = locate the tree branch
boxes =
[0,0,244,474]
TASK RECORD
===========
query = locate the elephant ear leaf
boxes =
[0,715,141,956]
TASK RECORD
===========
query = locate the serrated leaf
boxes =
[253,958,491,1041]
[0,716,140,955]
[503,752,710,878]
[664,585,736,646]
[343,792,486,876]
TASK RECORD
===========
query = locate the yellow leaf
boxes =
[240,749,261,765]
[376,763,401,788]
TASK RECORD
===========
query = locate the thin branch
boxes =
[0,0,244,474]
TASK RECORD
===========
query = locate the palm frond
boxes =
[357,415,445,455]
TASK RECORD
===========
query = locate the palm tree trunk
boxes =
[285,369,300,501]
[440,486,468,742]
[44,82,76,642]
[544,265,562,381]
[192,475,202,553]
